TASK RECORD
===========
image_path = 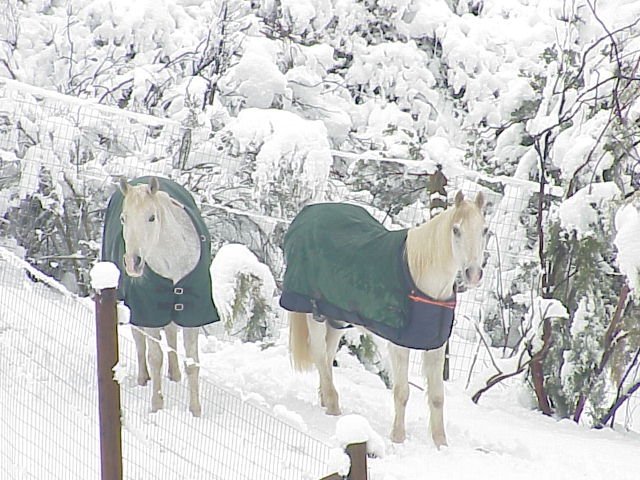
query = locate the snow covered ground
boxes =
[2,248,640,480]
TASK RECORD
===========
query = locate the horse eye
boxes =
[148,214,156,223]
[483,227,488,236]
[453,225,461,237]
[119,214,125,224]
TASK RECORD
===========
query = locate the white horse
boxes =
[107,177,217,417]
[288,191,486,448]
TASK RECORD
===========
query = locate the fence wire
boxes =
[0,248,100,479]
[118,324,334,480]
[0,246,336,479]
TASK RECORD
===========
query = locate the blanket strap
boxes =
[408,291,456,310]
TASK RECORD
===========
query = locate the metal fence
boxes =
[0,248,101,478]
[0,246,337,479]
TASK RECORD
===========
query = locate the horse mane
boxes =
[406,207,455,281]
[406,200,481,295]
[122,185,173,216]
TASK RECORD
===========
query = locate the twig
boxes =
[472,348,531,404]
[598,378,640,429]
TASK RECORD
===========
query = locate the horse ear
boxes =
[454,190,465,207]
[118,177,129,195]
[148,177,160,195]
[475,191,485,210]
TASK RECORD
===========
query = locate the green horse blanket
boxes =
[102,176,219,329]
[280,203,455,350]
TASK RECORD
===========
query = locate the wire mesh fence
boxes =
[0,248,101,479]
[117,323,335,480]
[0,246,337,479]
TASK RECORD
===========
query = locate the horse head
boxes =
[118,176,163,278]
[450,190,487,288]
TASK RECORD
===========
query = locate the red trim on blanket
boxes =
[408,292,456,309]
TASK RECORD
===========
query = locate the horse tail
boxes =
[289,311,314,372]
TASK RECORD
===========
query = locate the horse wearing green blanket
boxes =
[102,176,219,417]
[281,192,486,448]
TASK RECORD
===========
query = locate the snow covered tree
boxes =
[517,3,640,424]
[210,243,277,343]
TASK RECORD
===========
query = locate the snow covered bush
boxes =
[218,108,332,218]
[211,243,276,343]
[342,329,391,389]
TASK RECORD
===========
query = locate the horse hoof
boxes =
[137,375,150,386]
[169,371,181,383]
[433,436,448,450]
[391,430,406,444]
[151,395,164,412]
[190,405,202,417]
[326,406,341,416]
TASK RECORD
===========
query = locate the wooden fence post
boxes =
[319,442,368,480]
[92,262,123,480]
[345,442,368,480]
[427,167,451,381]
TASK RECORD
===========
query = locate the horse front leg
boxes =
[389,343,410,443]
[146,328,164,412]
[132,327,150,386]
[183,327,201,417]
[164,322,181,382]
[308,319,341,415]
[423,345,447,448]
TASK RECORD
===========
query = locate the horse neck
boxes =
[406,209,458,300]
[146,199,201,284]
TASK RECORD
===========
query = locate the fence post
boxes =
[320,442,368,480]
[427,167,451,381]
[91,263,123,480]
[345,442,367,480]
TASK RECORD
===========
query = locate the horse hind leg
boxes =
[165,323,181,382]
[325,322,344,370]
[146,327,165,413]
[307,318,341,415]
[423,345,448,448]
[389,343,410,443]
[183,327,201,417]
[132,327,150,386]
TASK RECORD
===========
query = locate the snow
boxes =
[2,247,640,479]
[615,199,640,294]
[335,414,386,458]
[223,108,332,206]
[558,182,621,239]
[89,261,121,290]
[223,52,288,109]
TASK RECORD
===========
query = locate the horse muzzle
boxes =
[123,253,145,277]
[464,266,483,287]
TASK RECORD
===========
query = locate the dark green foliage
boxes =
[542,215,623,422]
[343,333,391,388]
[2,169,102,295]
[339,159,428,217]
[227,272,272,343]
